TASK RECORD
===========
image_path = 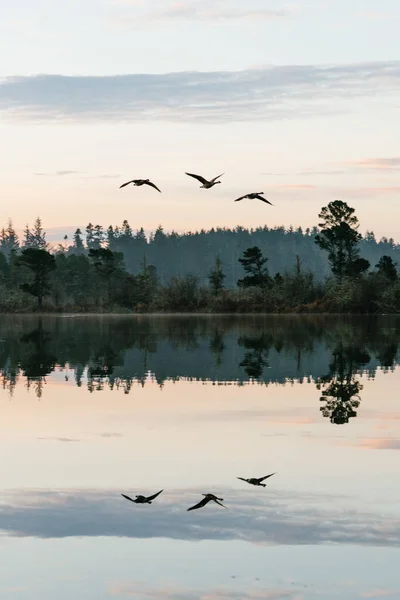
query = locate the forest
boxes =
[0,200,399,313]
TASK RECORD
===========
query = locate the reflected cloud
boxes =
[109,581,299,599]
[358,439,400,450]
[1,488,399,547]
[360,591,399,598]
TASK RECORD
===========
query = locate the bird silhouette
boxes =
[119,179,161,193]
[185,172,224,189]
[234,192,273,205]
[121,490,163,504]
[237,473,276,487]
[187,493,227,511]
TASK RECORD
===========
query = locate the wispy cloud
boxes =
[297,169,349,176]
[272,184,317,190]
[109,581,300,599]
[360,590,399,598]
[358,438,400,450]
[1,61,399,124]
[34,170,82,176]
[36,436,83,443]
[1,487,399,546]
[345,158,400,171]
[114,0,294,24]
[99,432,123,438]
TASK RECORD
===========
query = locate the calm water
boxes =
[1,315,399,600]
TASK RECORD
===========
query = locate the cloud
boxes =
[360,590,399,598]
[109,582,299,599]
[148,2,290,22]
[1,61,399,124]
[34,170,82,176]
[272,184,316,190]
[297,170,349,176]
[36,436,83,443]
[99,432,123,438]
[114,0,293,23]
[343,186,400,196]
[1,487,399,547]
[358,438,400,450]
[345,158,400,171]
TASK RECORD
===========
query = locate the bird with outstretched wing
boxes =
[187,493,227,511]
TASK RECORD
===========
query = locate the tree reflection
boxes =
[238,333,272,378]
[316,345,370,424]
[0,316,398,406]
[19,320,57,398]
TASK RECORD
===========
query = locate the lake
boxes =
[0,314,399,600]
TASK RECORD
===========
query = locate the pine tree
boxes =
[238,246,270,288]
[73,228,85,252]
[121,220,133,238]
[0,219,19,257]
[30,217,47,249]
[85,223,95,249]
[209,256,225,295]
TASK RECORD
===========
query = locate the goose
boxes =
[187,493,227,511]
[237,473,275,487]
[121,490,163,504]
[185,172,224,189]
[234,192,273,205]
[119,179,161,193]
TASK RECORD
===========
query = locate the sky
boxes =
[1,0,400,243]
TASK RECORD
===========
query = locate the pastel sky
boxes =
[1,0,400,243]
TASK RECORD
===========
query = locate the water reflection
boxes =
[316,344,370,425]
[0,316,399,423]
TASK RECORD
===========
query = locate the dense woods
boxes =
[0,201,399,312]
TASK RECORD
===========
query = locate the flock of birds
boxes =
[119,172,274,206]
[121,473,276,511]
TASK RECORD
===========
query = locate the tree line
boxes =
[0,201,399,312]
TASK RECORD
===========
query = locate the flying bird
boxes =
[187,493,227,511]
[185,172,224,189]
[119,179,161,193]
[237,473,276,487]
[234,192,273,205]
[121,490,163,504]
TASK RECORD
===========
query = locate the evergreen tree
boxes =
[376,255,397,281]
[88,248,125,303]
[23,224,33,248]
[93,225,105,249]
[238,246,270,288]
[0,220,19,257]
[30,217,47,249]
[136,255,158,305]
[73,228,85,252]
[121,220,133,238]
[209,256,225,295]
[315,201,363,281]
[85,223,95,249]
[17,248,56,308]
